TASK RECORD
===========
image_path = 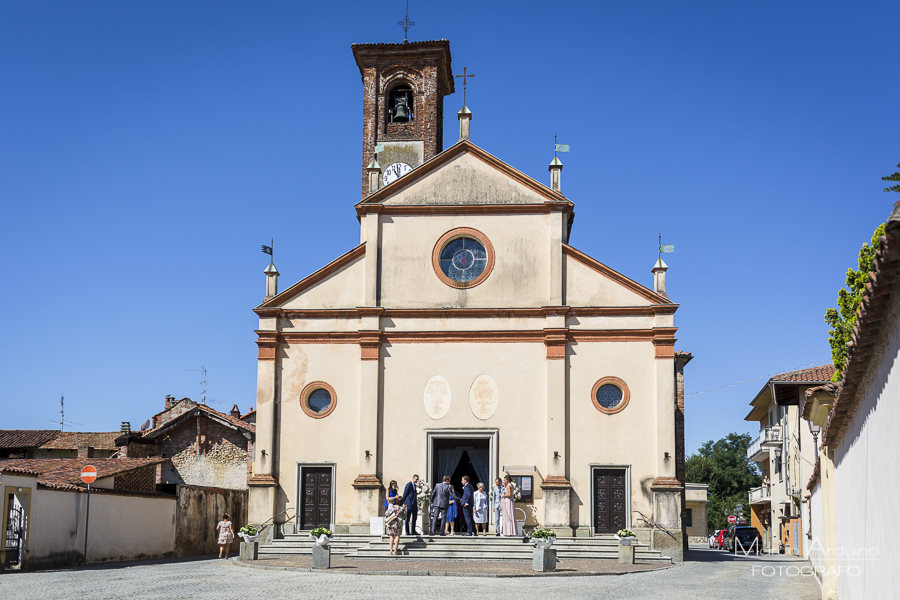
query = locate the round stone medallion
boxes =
[468,375,499,420]
[424,375,451,419]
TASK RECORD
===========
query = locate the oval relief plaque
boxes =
[424,375,451,420]
[469,375,499,420]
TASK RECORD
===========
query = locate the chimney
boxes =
[164,395,175,410]
[231,404,241,419]
[121,421,131,434]
[366,159,381,195]
[652,258,668,296]
[77,446,94,458]
[264,261,280,299]
[458,106,472,141]
[549,157,563,193]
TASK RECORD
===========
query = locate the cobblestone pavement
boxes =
[0,547,821,599]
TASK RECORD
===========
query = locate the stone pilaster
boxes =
[352,308,384,532]
[250,330,279,526]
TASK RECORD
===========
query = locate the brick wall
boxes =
[114,466,157,493]
[357,43,452,199]
[158,416,251,490]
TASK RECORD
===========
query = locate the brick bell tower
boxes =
[351,40,455,199]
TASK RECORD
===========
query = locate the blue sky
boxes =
[1,1,897,454]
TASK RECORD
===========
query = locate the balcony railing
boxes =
[747,427,783,461]
[749,485,771,504]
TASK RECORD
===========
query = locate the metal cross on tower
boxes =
[456,66,474,105]
[398,1,415,43]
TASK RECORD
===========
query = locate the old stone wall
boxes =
[174,485,248,557]
[159,417,251,490]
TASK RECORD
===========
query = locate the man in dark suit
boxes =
[400,474,420,536]
[459,476,475,536]
[430,475,452,536]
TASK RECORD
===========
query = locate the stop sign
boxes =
[80,465,97,484]
[728,515,736,524]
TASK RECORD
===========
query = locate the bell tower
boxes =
[351,40,455,198]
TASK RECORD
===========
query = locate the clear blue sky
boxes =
[2,1,897,455]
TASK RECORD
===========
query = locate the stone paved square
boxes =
[0,548,821,600]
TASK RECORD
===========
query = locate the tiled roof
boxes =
[0,457,167,492]
[141,403,255,439]
[240,409,255,420]
[39,431,120,450]
[824,202,900,448]
[771,364,836,383]
[0,430,60,449]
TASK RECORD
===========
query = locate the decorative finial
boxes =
[398,1,415,43]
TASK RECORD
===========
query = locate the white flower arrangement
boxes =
[615,528,636,539]
[512,482,522,502]
[415,480,431,509]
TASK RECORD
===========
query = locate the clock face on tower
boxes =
[382,162,412,186]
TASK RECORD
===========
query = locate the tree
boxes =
[824,223,886,380]
[686,433,761,531]
[883,163,900,193]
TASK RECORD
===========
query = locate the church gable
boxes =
[259,244,366,310]
[360,141,566,208]
[564,245,670,307]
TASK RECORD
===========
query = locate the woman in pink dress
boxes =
[499,475,517,536]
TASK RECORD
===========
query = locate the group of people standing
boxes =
[383,473,520,554]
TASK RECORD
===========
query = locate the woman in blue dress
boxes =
[444,485,459,535]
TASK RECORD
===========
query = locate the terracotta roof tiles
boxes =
[0,430,60,449]
[771,364,836,383]
[38,431,120,450]
[0,457,168,492]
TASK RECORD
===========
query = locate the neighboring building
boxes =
[744,364,834,554]
[120,397,255,491]
[0,458,173,570]
[249,37,691,560]
[803,203,900,600]
[0,431,60,459]
[0,430,120,460]
[684,483,709,544]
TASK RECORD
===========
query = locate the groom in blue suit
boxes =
[400,474,420,536]
[459,476,475,536]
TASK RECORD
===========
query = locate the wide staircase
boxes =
[259,533,673,564]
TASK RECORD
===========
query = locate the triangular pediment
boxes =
[358,141,569,208]
[564,244,673,306]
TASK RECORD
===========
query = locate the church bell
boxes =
[393,100,408,121]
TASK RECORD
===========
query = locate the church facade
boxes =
[249,39,690,560]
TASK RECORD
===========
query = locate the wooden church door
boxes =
[593,468,627,534]
[300,467,332,530]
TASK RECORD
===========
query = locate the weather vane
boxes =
[554,133,570,157]
[262,238,274,261]
[658,234,675,259]
[456,66,474,105]
[398,1,415,43]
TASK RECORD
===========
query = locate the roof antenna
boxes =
[186,367,208,404]
[398,0,415,43]
[50,395,81,432]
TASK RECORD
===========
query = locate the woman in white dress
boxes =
[472,483,489,535]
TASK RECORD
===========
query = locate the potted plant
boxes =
[310,527,333,547]
[238,525,262,544]
[530,528,556,549]
[615,528,637,546]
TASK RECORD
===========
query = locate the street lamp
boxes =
[807,419,821,448]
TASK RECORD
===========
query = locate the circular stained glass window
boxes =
[596,384,623,409]
[439,237,487,283]
[308,389,332,414]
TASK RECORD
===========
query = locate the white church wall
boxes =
[278,316,364,333]
[567,341,661,524]
[379,152,548,207]
[380,341,547,479]
[379,212,552,308]
[385,315,545,332]
[281,254,365,310]
[565,315,657,330]
[564,253,655,307]
[275,343,362,526]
